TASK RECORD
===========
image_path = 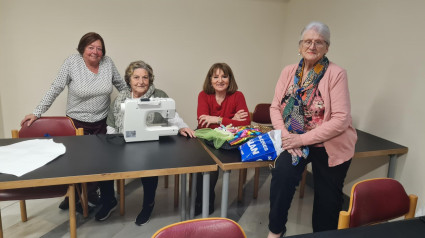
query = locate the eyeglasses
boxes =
[299,40,328,49]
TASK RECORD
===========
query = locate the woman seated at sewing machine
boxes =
[94,60,195,225]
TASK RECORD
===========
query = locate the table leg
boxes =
[254,168,260,199]
[388,154,397,178]
[180,174,187,221]
[164,175,168,188]
[68,184,77,238]
[174,175,179,208]
[19,200,27,222]
[190,173,197,219]
[202,172,210,218]
[0,207,3,238]
[221,170,230,217]
[81,183,88,218]
[119,179,125,215]
[242,168,247,184]
[238,170,244,202]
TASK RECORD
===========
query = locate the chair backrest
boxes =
[13,116,83,138]
[251,103,271,124]
[338,178,418,229]
[152,218,246,238]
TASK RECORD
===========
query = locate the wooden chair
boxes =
[152,217,247,238]
[0,116,86,237]
[162,175,180,208]
[338,178,418,229]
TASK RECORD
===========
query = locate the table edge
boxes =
[0,164,217,190]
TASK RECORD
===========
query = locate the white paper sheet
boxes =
[0,139,66,177]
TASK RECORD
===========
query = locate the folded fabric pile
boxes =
[227,126,263,146]
[195,127,234,149]
[195,125,264,149]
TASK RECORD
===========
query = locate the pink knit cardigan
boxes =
[270,62,357,166]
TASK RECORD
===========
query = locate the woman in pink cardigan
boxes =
[267,22,357,238]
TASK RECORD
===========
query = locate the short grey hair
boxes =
[124,60,155,87]
[300,21,330,46]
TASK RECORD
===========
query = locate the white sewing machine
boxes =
[121,97,179,142]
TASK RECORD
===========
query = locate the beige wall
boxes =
[0,0,287,134]
[0,95,3,137]
[1,0,424,214]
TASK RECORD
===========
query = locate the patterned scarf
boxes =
[282,56,329,165]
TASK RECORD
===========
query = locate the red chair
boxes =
[16,117,83,137]
[251,103,272,124]
[338,178,418,229]
[0,117,85,237]
[152,218,246,238]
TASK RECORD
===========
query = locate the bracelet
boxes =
[217,117,222,125]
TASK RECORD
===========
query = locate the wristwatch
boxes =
[217,117,222,125]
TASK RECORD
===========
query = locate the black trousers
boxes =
[268,147,351,234]
[140,176,158,207]
[195,169,219,206]
[99,176,158,208]
[70,117,107,135]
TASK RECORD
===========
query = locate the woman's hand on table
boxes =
[232,109,248,121]
[198,115,220,127]
[179,127,196,138]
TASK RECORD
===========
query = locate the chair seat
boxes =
[0,185,68,201]
[153,218,246,238]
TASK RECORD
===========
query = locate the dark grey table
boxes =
[201,129,408,217]
[0,134,217,238]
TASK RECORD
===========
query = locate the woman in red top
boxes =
[195,62,251,216]
[197,63,250,128]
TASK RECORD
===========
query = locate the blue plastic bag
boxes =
[239,130,283,162]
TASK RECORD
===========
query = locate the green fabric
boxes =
[195,128,234,149]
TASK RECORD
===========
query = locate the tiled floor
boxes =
[0,168,314,237]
